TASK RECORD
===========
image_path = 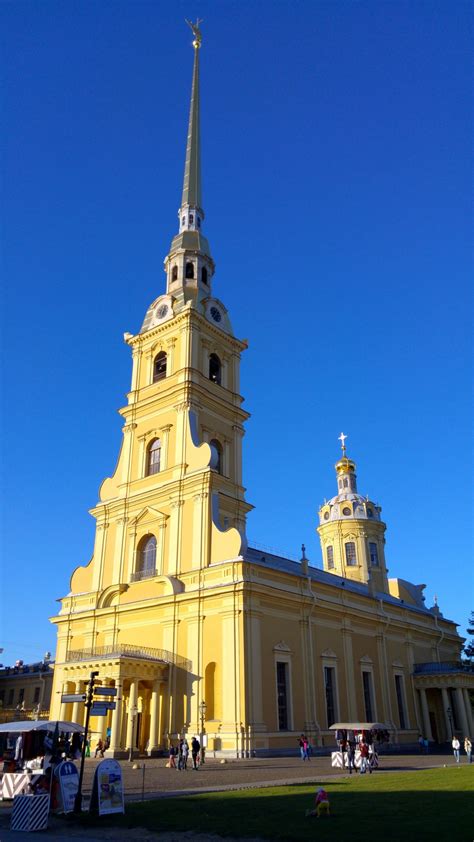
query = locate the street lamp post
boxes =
[128,704,138,762]
[199,699,207,765]
[446,706,454,739]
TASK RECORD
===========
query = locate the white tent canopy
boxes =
[329,722,390,731]
[0,720,84,734]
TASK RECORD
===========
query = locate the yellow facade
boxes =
[50,28,473,756]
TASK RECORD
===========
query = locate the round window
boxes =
[342,507,351,516]
[324,511,330,521]
[210,306,222,323]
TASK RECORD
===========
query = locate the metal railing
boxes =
[0,709,50,724]
[413,661,473,674]
[65,644,191,671]
[130,567,158,583]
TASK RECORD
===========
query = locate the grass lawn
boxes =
[75,767,474,841]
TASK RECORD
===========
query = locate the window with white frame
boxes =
[276,661,290,730]
[326,545,334,569]
[362,671,375,721]
[345,542,357,566]
[369,542,379,566]
[324,665,337,727]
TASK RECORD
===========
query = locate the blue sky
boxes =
[1,0,472,667]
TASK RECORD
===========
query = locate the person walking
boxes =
[191,736,200,770]
[298,734,305,760]
[182,738,189,769]
[303,735,310,761]
[94,738,105,758]
[347,738,357,774]
[418,734,424,753]
[452,736,460,763]
[463,736,472,764]
[359,740,371,774]
[168,743,176,769]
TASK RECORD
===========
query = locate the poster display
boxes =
[90,758,125,815]
[55,760,79,813]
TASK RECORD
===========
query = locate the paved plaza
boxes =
[0,749,468,841]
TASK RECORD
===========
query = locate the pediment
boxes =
[392,660,404,669]
[321,648,338,659]
[273,641,291,653]
[128,506,169,528]
[360,654,373,664]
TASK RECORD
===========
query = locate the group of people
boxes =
[168,736,201,770]
[451,736,472,764]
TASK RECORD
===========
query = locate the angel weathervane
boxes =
[185,18,203,48]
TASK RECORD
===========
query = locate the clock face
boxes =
[156,304,168,319]
[210,305,222,323]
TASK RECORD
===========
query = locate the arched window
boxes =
[153,351,167,383]
[326,545,334,569]
[209,439,223,474]
[201,266,208,284]
[343,478,349,487]
[133,534,157,581]
[189,213,194,224]
[209,353,221,385]
[146,438,161,475]
[172,265,178,281]
[345,542,357,566]
[185,262,194,279]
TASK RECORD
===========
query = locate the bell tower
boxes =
[67,20,252,601]
[317,434,389,593]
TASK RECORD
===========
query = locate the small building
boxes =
[0,657,54,721]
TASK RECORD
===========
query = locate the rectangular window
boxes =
[369,542,379,566]
[0,690,4,705]
[326,545,334,569]
[345,542,357,566]
[324,666,337,727]
[19,688,25,703]
[362,671,374,721]
[7,689,14,706]
[33,687,41,704]
[276,662,289,730]
[394,674,406,729]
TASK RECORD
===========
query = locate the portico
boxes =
[55,645,174,757]
[414,662,474,743]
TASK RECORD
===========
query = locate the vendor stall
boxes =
[329,721,390,770]
[0,720,84,801]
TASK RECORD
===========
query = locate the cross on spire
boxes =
[338,432,348,455]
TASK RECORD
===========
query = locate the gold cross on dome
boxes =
[338,432,348,455]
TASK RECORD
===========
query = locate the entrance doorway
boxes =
[429,711,439,743]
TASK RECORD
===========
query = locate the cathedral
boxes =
[50,25,473,756]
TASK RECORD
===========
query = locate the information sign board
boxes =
[55,761,79,813]
[94,687,117,697]
[90,759,125,816]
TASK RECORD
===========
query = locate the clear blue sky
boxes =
[1,1,472,667]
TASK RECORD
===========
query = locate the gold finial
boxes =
[186,18,203,49]
[338,432,348,456]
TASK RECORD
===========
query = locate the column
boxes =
[159,424,172,471]
[110,680,123,753]
[126,680,138,750]
[71,681,83,724]
[148,680,161,754]
[419,688,433,741]
[462,688,474,735]
[441,687,452,739]
[59,682,69,721]
[455,687,470,737]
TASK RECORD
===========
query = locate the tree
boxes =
[463,611,474,661]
